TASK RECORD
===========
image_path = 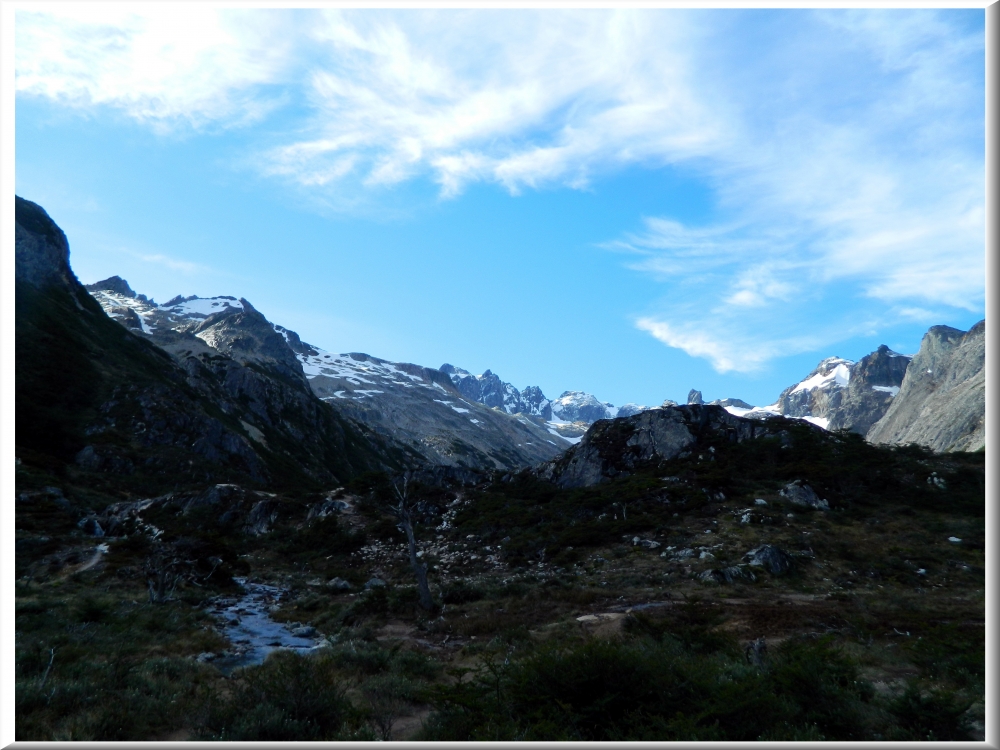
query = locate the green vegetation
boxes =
[15,405,984,740]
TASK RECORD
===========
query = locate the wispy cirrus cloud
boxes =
[612,10,984,372]
[16,7,294,131]
[16,8,984,374]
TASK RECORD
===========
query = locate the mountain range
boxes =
[16,194,984,494]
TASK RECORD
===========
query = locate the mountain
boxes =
[16,196,404,493]
[711,347,911,435]
[867,321,985,453]
[438,366,654,443]
[85,283,572,472]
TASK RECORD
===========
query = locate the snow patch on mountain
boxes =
[790,359,852,393]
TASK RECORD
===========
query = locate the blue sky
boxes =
[12,7,986,409]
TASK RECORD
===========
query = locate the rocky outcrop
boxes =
[779,480,829,510]
[827,346,911,434]
[537,405,807,488]
[14,197,77,289]
[774,357,852,422]
[867,321,985,453]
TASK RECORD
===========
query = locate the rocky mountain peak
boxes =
[85,276,137,299]
[15,196,76,290]
[867,320,984,452]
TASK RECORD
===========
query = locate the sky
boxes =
[11,6,986,409]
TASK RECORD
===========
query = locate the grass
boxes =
[15,413,984,740]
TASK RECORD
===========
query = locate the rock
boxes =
[77,516,105,537]
[291,625,317,638]
[867,321,984,452]
[687,389,704,405]
[308,498,351,519]
[326,577,351,591]
[631,537,661,549]
[671,548,696,560]
[699,551,715,560]
[754,498,767,506]
[721,565,756,583]
[196,652,217,663]
[779,480,829,510]
[828,345,911,434]
[244,499,280,536]
[744,545,795,575]
[537,405,800,489]
[364,577,387,589]
[700,566,756,584]
[85,275,137,298]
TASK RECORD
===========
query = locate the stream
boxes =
[206,578,324,674]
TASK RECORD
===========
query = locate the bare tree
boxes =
[388,473,436,612]
[144,548,183,604]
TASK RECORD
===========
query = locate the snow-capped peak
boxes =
[790,357,853,394]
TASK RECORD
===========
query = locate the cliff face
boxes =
[867,322,985,453]
[828,345,912,435]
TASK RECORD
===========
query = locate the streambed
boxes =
[205,578,323,674]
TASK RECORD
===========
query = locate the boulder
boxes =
[77,516,105,537]
[291,625,317,638]
[364,577,387,590]
[326,577,352,591]
[744,545,795,575]
[779,480,829,510]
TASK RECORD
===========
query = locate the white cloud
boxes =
[16,8,983,372]
[616,10,984,371]
[16,7,293,130]
[269,9,719,196]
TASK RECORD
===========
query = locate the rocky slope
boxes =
[536,404,815,488]
[16,196,406,493]
[85,282,572,472]
[867,322,985,452]
[712,347,912,435]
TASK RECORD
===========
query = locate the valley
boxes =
[13,196,986,741]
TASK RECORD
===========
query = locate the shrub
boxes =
[197,651,351,740]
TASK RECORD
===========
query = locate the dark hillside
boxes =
[15,196,408,496]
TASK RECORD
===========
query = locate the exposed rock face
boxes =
[14,197,76,289]
[306,353,567,470]
[744,545,795,575]
[102,484,285,536]
[828,346,912,434]
[191,297,308,385]
[687,389,704,405]
[86,284,568,472]
[779,481,829,510]
[441,365,551,419]
[550,390,615,423]
[537,404,806,488]
[774,357,852,422]
[86,275,138,299]
[725,347,910,434]
[867,321,985,453]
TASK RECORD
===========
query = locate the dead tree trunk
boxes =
[390,474,436,612]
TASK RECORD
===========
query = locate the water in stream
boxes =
[206,578,323,674]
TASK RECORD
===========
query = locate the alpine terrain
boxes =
[15,196,985,742]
